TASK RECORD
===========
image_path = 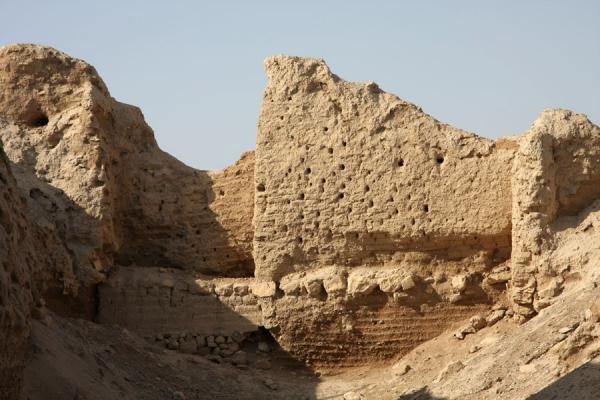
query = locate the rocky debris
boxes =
[392,361,411,376]
[584,298,600,323]
[436,360,465,382]
[231,351,248,366]
[263,378,278,390]
[400,274,417,292]
[451,275,469,293]
[469,345,481,353]
[149,330,276,371]
[343,391,366,400]
[258,341,271,353]
[486,309,506,326]
[305,280,324,298]
[470,315,487,330]
[484,266,512,285]
[215,335,226,344]
[179,336,197,354]
[558,322,579,335]
[454,310,508,340]
[255,359,272,370]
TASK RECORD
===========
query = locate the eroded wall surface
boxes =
[254,56,517,368]
[0,46,258,389]
[98,267,262,337]
[511,110,600,318]
[254,56,515,281]
[3,43,600,384]
[0,146,34,398]
[0,136,74,398]
[0,44,256,300]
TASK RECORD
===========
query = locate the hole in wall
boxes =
[22,107,50,128]
[257,183,266,192]
[436,156,444,164]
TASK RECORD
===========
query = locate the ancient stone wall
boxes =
[0,136,75,398]
[0,44,256,301]
[4,43,600,384]
[109,139,255,276]
[97,267,262,337]
[0,45,116,296]
[253,56,517,368]
[254,56,515,282]
[0,145,33,398]
[511,110,600,317]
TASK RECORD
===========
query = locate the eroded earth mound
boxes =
[1,44,599,400]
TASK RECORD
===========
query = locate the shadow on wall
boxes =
[6,159,103,320]
[110,126,255,278]
[94,268,323,400]
[527,362,600,400]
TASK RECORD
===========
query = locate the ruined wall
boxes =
[5,43,600,381]
[0,146,34,399]
[0,45,258,394]
[511,110,600,318]
[254,56,515,281]
[0,45,116,296]
[110,139,255,276]
[97,267,262,337]
[0,136,76,398]
[253,56,517,368]
[0,44,256,294]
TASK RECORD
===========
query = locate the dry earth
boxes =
[0,44,599,400]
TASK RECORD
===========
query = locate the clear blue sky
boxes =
[2,1,599,170]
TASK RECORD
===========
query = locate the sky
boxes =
[1,1,599,170]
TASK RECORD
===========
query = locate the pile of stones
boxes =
[150,330,274,369]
